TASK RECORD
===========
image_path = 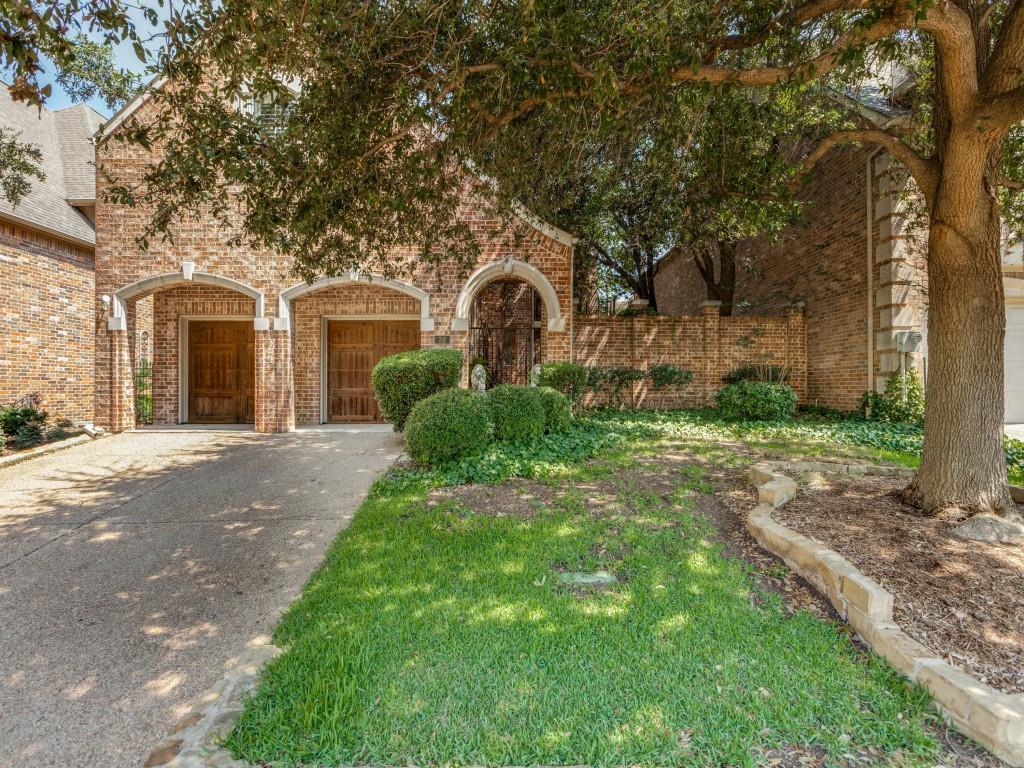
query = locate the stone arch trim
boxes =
[108,270,265,330]
[278,273,435,331]
[452,257,565,333]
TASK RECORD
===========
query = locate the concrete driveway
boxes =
[0,427,403,768]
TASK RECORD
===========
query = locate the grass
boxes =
[226,439,940,767]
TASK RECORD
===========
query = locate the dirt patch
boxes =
[774,474,1024,695]
[428,480,557,517]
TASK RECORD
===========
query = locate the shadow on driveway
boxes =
[0,428,403,767]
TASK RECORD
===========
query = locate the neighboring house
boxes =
[0,85,104,423]
[656,82,1024,416]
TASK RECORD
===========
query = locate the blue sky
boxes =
[44,2,169,116]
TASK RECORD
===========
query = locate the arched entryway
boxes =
[279,274,436,424]
[104,268,265,429]
[451,257,568,385]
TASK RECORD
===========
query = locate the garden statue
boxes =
[529,364,542,387]
[471,364,487,392]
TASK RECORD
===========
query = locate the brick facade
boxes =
[575,303,807,408]
[655,145,928,410]
[95,98,575,431]
[0,220,96,422]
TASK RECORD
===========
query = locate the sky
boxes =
[42,2,170,116]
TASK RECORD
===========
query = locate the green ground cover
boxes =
[226,428,942,767]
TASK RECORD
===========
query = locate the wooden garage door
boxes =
[188,321,255,424]
[327,320,420,422]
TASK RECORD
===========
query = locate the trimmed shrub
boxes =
[371,349,463,431]
[716,381,797,421]
[537,386,572,433]
[404,389,494,466]
[537,362,588,409]
[860,370,925,424]
[487,384,546,442]
[0,405,47,437]
[722,364,789,385]
[10,422,44,449]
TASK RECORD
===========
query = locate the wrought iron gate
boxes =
[134,358,153,425]
[470,325,539,385]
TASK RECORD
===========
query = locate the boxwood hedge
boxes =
[487,384,546,442]
[371,349,463,431]
[404,388,494,466]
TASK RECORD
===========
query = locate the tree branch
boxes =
[973,84,1024,132]
[917,1,981,119]
[982,0,1024,97]
[798,129,938,205]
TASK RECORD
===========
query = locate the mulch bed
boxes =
[773,473,1024,695]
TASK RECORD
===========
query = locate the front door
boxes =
[187,320,255,423]
[327,320,419,422]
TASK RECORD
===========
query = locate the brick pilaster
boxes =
[700,300,722,404]
[254,328,295,433]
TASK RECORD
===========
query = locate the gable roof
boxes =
[0,84,101,247]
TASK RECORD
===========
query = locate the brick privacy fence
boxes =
[573,301,807,408]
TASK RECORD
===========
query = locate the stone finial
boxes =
[529,364,542,387]
[471,364,487,392]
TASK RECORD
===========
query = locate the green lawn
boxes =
[226,437,939,767]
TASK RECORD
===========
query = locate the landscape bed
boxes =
[773,472,1024,695]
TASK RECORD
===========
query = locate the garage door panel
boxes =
[188,321,254,424]
[1006,307,1024,422]
[327,320,419,423]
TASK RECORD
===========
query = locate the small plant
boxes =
[44,418,76,442]
[588,366,645,409]
[715,381,797,421]
[537,387,573,433]
[538,362,588,410]
[648,364,693,410]
[860,370,925,424]
[486,384,546,442]
[10,421,44,449]
[371,348,463,431]
[0,404,48,437]
[722,363,789,385]
[404,389,494,466]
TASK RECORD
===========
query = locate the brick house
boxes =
[655,86,1024,416]
[0,85,105,423]
[94,93,576,433]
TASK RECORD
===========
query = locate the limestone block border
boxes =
[746,460,1024,767]
[143,639,280,768]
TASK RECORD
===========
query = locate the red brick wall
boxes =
[573,304,807,408]
[654,145,872,409]
[0,220,95,422]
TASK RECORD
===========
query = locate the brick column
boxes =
[700,300,722,405]
[109,328,135,432]
[254,326,295,433]
[786,302,808,401]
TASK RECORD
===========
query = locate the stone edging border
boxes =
[0,433,93,469]
[143,639,280,768]
[746,460,1024,767]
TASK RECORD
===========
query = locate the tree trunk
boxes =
[908,140,1013,514]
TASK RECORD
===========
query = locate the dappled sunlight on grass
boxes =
[226,444,939,768]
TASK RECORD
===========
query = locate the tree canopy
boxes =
[4,0,1024,518]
